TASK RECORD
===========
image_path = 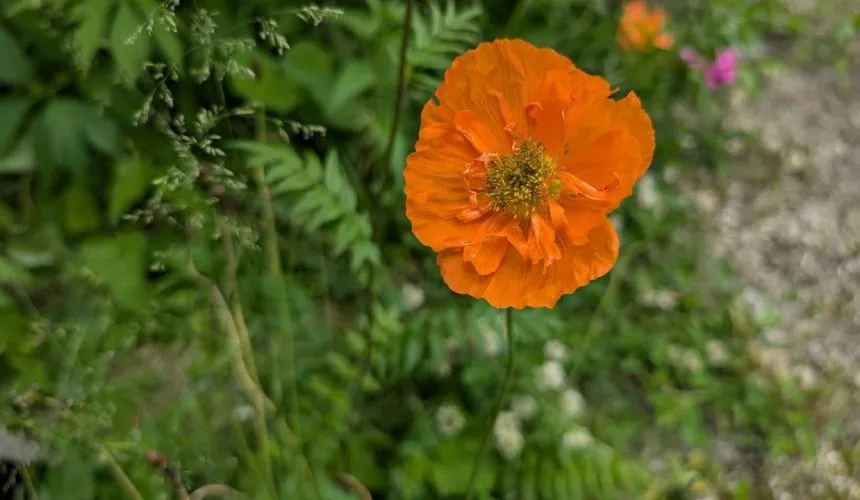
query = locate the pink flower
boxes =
[704,48,739,89]
[680,47,739,89]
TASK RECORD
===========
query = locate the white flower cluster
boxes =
[667,344,704,373]
[511,394,537,421]
[640,288,680,311]
[544,339,569,361]
[636,173,663,213]
[436,403,466,437]
[493,411,524,460]
[536,360,565,391]
[478,318,504,358]
[560,388,586,419]
[561,428,593,450]
[401,282,425,312]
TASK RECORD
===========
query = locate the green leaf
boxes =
[326,61,377,114]
[281,40,334,104]
[109,1,150,82]
[152,12,183,70]
[109,155,153,222]
[34,100,90,173]
[79,232,146,308]
[430,437,496,495]
[0,255,32,284]
[230,52,301,113]
[44,450,95,500]
[63,182,102,234]
[0,98,30,155]
[0,132,35,173]
[71,0,114,72]
[0,25,34,85]
[33,99,120,173]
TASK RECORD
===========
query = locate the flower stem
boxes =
[465,308,515,500]
[98,445,144,500]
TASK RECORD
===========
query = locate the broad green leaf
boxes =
[34,100,91,173]
[152,10,183,70]
[0,98,30,155]
[0,132,35,173]
[0,255,32,284]
[71,0,113,72]
[0,26,34,85]
[43,450,95,500]
[430,437,496,495]
[326,61,377,114]
[63,182,102,234]
[33,99,120,173]
[109,155,154,222]
[229,52,301,113]
[109,1,150,82]
[281,40,334,104]
[79,232,146,309]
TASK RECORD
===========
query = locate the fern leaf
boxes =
[232,141,380,270]
[408,0,482,100]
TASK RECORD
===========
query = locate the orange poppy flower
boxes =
[617,0,674,51]
[404,39,654,309]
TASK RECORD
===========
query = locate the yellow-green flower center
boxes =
[486,138,558,217]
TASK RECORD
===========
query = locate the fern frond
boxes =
[232,141,380,271]
[409,0,482,100]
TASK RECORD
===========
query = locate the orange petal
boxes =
[436,217,618,309]
[527,212,561,267]
[455,110,504,154]
[463,236,509,275]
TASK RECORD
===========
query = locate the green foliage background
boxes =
[0,0,824,498]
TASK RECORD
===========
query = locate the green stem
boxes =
[380,0,414,193]
[465,308,515,500]
[99,445,144,500]
[19,464,39,500]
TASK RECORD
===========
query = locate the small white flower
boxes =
[683,352,704,373]
[636,173,661,211]
[544,339,569,361]
[494,426,524,460]
[493,411,519,434]
[511,394,537,421]
[479,321,502,358]
[535,360,565,392]
[641,288,679,311]
[493,411,524,459]
[439,360,452,376]
[560,389,586,419]
[561,428,593,450]
[706,340,729,366]
[401,282,425,311]
[232,405,255,422]
[436,403,466,437]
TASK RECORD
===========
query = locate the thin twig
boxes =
[464,308,515,500]
[186,263,275,413]
[189,484,243,500]
[18,464,39,500]
[221,223,262,386]
[335,472,373,500]
[145,450,190,500]
[380,0,414,190]
[252,105,300,437]
[99,445,145,500]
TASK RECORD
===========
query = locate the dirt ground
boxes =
[681,2,860,496]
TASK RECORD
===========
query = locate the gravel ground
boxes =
[682,5,860,496]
